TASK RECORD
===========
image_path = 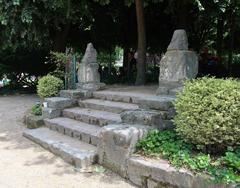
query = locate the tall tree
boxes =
[135,0,146,85]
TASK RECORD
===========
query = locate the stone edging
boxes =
[127,156,237,188]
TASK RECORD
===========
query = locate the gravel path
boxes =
[0,95,135,188]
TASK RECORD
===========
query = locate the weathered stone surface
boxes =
[23,128,97,169]
[169,87,183,96]
[25,114,44,129]
[93,91,175,111]
[97,124,149,177]
[60,89,92,99]
[44,117,101,146]
[62,107,121,126]
[45,97,76,110]
[138,96,175,111]
[159,50,198,83]
[79,99,139,113]
[127,156,236,188]
[42,107,61,119]
[77,43,105,91]
[121,110,172,130]
[157,29,198,95]
[167,30,188,51]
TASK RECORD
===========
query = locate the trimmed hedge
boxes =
[37,75,64,99]
[173,77,240,152]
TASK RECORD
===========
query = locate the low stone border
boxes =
[127,156,237,188]
[24,114,44,129]
[97,124,237,188]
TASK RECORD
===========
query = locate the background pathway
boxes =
[0,95,135,188]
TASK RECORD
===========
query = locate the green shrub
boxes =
[37,75,64,99]
[31,104,42,116]
[136,130,240,184]
[173,77,240,151]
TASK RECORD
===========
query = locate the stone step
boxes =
[62,107,122,126]
[23,128,97,169]
[78,99,139,113]
[93,91,175,111]
[44,117,101,146]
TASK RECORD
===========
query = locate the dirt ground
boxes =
[0,94,135,188]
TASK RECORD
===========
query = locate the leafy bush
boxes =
[173,77,240,152]
[37,75,64,99]
[31,104,42,116]
[136,130,240,184]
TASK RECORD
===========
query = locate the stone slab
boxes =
[93,91,175,111]
[79,99,139,113]
[62,107,121,126]
[23,128,97,169]
[60,89,92,99]
[97,124,150,177]
[42,107,61,119]
[45,97,76,110]
[127,156,236,188]
[120,110,166,130]
[44,117,102,146]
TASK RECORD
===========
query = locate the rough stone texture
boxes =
[63,107,122,126]
[42,107,61,119]
[137,96,175,111]
[120,110,173,130]
[25,114,44,129]
[60,89,92,99]
[158,50,198,83]
[23,127,98,169]
[45,97,76,110]
[93,91,175,111]
[127,156,236,188]
[97,124,150,178]
[44,117,101,146]
[167,30,188,51]
[157,29,198,95]
[77,43,105,91]
[79,99,139,113]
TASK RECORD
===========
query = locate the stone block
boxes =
[42,107,61,119]
[25,114,44,129]
[121,110,171,130]
[60,89,92,99]
[138,96,174,111]
[97,124,149,178]
[127,156,237,188]
[45,97,76,110]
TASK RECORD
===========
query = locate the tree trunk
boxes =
[135,0,146,85]
[53,24,71,52]
[227,0,236,75]
[216,15,224,61]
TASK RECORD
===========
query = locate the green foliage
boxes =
[31,104,42,116]
[37,75,63,99]
[136,130,240,184]
[173,77,240,152]
[48,51,68,80]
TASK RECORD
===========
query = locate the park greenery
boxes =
[136,130,240,184]
[0,0,240,90]
[137,77,240,184]
[31,103,42,116]
[37,75,64,99]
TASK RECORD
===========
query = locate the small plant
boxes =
[173,77,240,153]
[37,75,64,99]
[31,104,42,116]
[136,130,240,184]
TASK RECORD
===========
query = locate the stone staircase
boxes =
[23,89,175,170]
